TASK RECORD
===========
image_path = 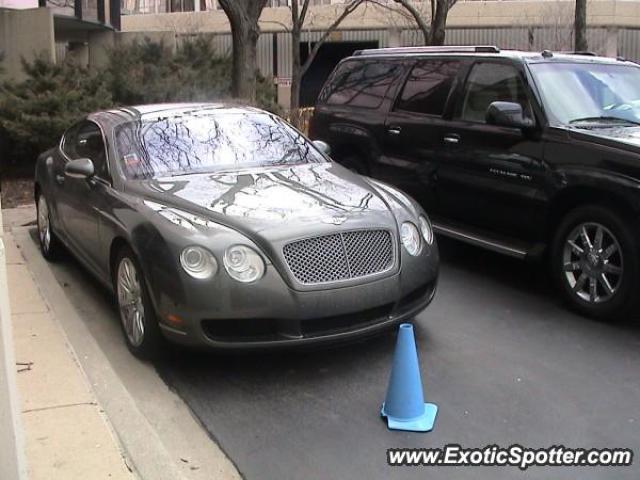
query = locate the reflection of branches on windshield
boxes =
[116,112,326,179]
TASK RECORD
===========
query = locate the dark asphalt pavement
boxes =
[40,232,640,480]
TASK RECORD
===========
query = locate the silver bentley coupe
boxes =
[34,103,439,358]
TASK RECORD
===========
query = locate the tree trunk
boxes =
[229,20,259,101]
[429,0,449,46]
[218,0,267,102]
[574,0,588,52]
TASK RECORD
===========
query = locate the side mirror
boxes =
[65,158,95,179]
[486,101,535,129]
[312,140,331,156]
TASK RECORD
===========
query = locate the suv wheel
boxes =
[551,205,639,320]
[113,246,165,359]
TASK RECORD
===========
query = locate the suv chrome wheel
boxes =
[37,195,51,253]
[562,222,623,304]
[117,257,146,347]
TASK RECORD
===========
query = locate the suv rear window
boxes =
[319,60,401,109]
[396,59,462,116]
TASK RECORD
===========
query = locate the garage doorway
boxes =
[300,40,378,107]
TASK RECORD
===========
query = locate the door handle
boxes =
[55,174,65,185]
[443,134,461,145]
[388,126,402,135]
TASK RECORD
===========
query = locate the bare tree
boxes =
[574,0,588,51]
[288,0,364,126]
[218,0,270,102]
[381,0,458,46]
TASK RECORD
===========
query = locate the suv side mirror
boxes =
[486,101,535,129]
[65,158,95,179]
[312,140,331,156]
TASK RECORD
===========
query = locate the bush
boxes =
[0,56,112,168]
[0,36,279,169]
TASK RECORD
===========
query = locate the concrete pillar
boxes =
[605,26,618,58]
[387,27,402,48]
[0,202,27,480]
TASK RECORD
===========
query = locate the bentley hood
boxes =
[127,163,418,238]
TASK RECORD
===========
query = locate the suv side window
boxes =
[62,121,108,179]
[319,60,401,109]
[459,62,532,123]
[395,59,462,116]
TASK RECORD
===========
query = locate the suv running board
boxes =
[432,221,538,259]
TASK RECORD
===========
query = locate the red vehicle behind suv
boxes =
[310,45,640,320]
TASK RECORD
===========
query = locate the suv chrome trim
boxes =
[432,222,528,258]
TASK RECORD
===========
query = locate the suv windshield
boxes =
[115,111,326,179]
[529,62,640,126]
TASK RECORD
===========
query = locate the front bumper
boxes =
[159,276,437,350]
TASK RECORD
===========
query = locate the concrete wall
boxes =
[0,201,27,480]
[0,7,55,81]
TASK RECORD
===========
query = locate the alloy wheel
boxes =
[37,195,51,253]
[117,257,146,347]
[562,222,623,304]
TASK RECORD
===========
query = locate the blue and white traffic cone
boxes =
[381,323,437,432]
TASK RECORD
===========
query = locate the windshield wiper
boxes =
[569,116,640,126]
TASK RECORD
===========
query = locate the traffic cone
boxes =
[381,323,438,432]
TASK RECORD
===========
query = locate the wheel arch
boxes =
[547,185,638,242]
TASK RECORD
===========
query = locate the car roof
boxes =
[348,46,636,66]
[88,102,267,128]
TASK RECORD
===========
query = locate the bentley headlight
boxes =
[223,245,265,283]
[419,215,434,245]
[401,222,421,256]
[180,246,217,279]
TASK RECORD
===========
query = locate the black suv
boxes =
[310,46,640,320]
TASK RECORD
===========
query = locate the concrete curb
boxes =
[14,227,187,480]
[0,203,27,480]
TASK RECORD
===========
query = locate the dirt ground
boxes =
[1,177,34,208]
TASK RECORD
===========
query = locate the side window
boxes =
[396,59,462,116]
[62,121,108,178]
[320,60,401,109]
[459,63,532,123]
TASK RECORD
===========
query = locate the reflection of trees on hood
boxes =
[205,165,374,217]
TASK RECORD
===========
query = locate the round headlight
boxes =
[180,246,217,279]
[223,245,265,283]
[401,222,421,256]
[419,215,434,245]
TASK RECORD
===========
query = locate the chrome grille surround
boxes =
[283,229,394,285]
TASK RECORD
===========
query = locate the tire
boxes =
[113,246,165,359]
[551,205,640,320]
[36,193,63,261]
[337,154,369,175]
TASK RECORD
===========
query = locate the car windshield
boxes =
[529,62,640,126]
[115,111,326,179]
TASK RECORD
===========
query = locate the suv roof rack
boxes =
[560,50,597,56]
[353,45,500,56]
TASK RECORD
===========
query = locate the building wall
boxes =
[121,0,640,33]
[0,7,55,81]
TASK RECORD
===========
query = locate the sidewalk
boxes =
[3,205,134,479]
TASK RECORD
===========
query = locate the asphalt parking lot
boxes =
[32,230,640,480]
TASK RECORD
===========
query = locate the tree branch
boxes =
[301,0,364,76]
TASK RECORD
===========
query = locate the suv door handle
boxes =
[444,134,461,145]
[388,126,402,135]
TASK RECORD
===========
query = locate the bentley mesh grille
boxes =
[283,230,394,285]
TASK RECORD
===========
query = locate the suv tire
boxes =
[551,205,640,320]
